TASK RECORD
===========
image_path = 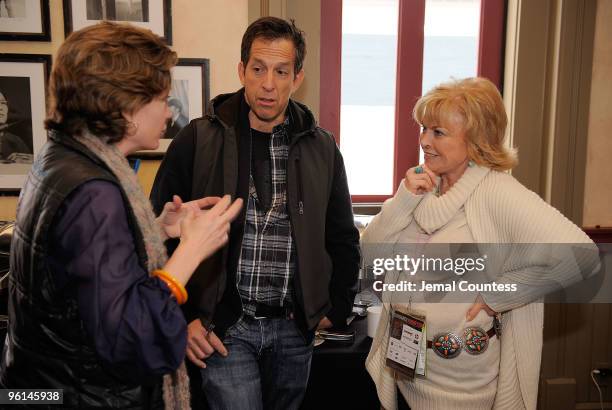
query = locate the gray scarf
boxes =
[75,131,191,410]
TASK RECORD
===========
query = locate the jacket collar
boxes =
[48,130,108,168]
[207,88,318,139]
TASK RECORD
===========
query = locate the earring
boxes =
[468,160,475,168]
[126,121,139,136]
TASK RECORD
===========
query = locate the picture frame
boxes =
[135,57,210,157]
[0,54,51,191]
[63,0,172,44]
[0,0,51,41]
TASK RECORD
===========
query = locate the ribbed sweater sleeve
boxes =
[468,172,600,313]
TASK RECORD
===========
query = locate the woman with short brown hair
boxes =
[0,22,241,409]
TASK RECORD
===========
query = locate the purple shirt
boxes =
[47,180,187,376]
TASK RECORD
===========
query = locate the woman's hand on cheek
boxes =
[404,164,437,195]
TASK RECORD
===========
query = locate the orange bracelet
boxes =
[153,269,188,305]
[155,273,187,305]
[163,280,186,305]
[154,270,188,304]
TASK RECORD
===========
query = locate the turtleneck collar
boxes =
[414,165,490,234]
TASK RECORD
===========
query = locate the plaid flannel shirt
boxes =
[236,120,296,317]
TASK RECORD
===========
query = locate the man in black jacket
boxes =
[151,17,360,410]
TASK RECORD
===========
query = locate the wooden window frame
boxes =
[320,0,507,203]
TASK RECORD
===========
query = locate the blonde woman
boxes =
[362,77,598,409]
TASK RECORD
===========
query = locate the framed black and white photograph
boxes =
[63,0,172,44]
[137,58,209,156]
[0,54,50,190]
[0,0,51,41]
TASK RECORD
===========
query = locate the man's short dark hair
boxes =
[241,16,306,75]
[168,98,183,111]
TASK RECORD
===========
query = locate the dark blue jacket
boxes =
[1,133,184,409]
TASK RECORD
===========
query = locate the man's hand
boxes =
[158,195,222,240]
[316,316,333,330]
[185,319,228,368]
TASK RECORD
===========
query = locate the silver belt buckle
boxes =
[463,327,489,355]
[432,332,463,359]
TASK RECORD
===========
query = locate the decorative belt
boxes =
[426,325,498,359]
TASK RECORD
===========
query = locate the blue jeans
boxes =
[200,316,314,410]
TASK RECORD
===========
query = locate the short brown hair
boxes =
[241,17,306,75]
[413,77,518,171]
[46,21,177,143]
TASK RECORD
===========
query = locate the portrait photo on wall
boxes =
[136,58,209,156]
[63,0,171,43]
[0,0,51,41]
[0,54,50,190]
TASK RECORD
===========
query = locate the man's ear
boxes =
[238,61,246,86]
[292,69,305,92]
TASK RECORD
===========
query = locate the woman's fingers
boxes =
[466,303,482,322]
[193,196,222,210]
[172,195,183,210]
[222,198,243,222]
[177,196,242,262]
[403,163,443,195]
[181,206,195,223]
[414,175,434,192]
[405,165,436,194]
[422,165,438,187]
[199,195,243,221]
[466,295,497,322]
[162,200,175,214]
[207,195,232,217]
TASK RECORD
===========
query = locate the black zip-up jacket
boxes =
[151,89,361,340]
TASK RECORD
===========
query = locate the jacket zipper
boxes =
[295,156,304,215]
[287,151,305,325]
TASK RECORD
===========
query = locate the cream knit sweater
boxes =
[362,165,599,410]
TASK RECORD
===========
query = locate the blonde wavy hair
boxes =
[413,77,517,171]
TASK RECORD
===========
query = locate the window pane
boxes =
[420,0,481,163]
[340,0,399,196]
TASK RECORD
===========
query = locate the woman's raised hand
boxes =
[158,195,223,240]
[179,195,243,263]
[404,164,438,195]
